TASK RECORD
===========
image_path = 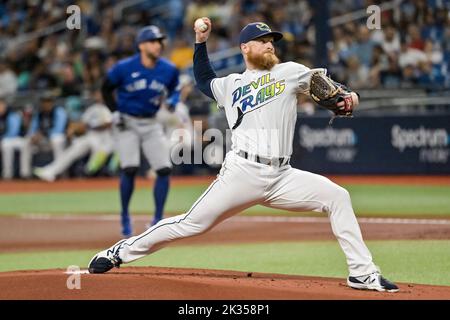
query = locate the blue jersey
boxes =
[1,110,23,138]
[107,54,180,117]
[29,106,68,137]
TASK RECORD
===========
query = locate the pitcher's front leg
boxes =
[265,168,378,277]
[89,154,265,272]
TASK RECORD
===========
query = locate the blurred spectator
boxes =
[398,40,427,69]
[369,44,390,88]
[327,44,347,84]
[407,25,425,51]
[416,60,433,86]
[346,55,370,89]
[348,25,376,67]
[185,0,234,32]
[0,60,18,98]
[169,37,194,69]
[379,25,401,56]
[424,39,443,65]
[10,40,41,90]
[400,64,419,88]
[380,55,403,88]
[28,91,68,162]
[421,8,446,43]
[82,49,105,90]
[112,33,136,60]
[164,0,185,41]
[0,99,31,179]
[58,63,82,97]
[29,59,58,91]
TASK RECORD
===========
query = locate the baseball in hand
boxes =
[195,18,208,32]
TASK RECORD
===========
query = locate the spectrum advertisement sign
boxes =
[291,114,450,174]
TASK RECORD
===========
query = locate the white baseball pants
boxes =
[1,137,32,179]
[118,151,378,277]
[50,134,66,161]
[114,114,172,171]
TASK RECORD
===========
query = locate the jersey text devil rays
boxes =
[231,73,285,129]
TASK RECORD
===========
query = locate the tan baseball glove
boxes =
[309,71,359,124]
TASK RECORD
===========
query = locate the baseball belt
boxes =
[237,150,290,167]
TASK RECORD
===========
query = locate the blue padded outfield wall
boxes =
[291,114,450,174]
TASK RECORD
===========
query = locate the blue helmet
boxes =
[136,25,166,45]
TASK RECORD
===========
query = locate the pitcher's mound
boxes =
[0,267,448,300]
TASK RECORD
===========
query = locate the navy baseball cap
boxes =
[239,22,283,45]
[136,25,166,44]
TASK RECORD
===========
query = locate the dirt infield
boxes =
[1,267,450,300]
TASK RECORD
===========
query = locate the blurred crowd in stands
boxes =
[0,0,449,179]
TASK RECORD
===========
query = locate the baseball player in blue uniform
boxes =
[101,25,179,237]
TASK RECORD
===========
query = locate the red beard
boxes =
[247,50,280,70]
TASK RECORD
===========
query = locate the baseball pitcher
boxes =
[101,25,180,237]
[89,20,399,293]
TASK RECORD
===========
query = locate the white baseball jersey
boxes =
[81,103,113,129]
[211,62,326,158]
[105,61,379,279]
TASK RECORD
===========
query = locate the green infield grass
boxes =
[0,240,449,286]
